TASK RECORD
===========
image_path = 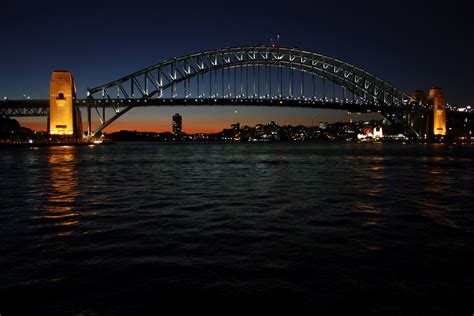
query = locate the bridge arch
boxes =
[86,46,411,138]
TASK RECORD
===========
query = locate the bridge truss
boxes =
[85,46,413,139]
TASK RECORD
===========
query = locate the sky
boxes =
[1,0,473,133]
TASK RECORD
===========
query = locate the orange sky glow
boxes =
[17,107,382,134]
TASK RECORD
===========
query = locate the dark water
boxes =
[0,143,473,314]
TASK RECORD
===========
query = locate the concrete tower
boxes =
[49,70,82,138]
[427,88,446,136]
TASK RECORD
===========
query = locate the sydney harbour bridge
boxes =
[0,46,456,140]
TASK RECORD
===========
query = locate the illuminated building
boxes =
[172,113,182,135]
[428,88,446,136]
[358,125,380,141]
[363,126,374,137]
[49,70,82,138]
[373,127,384,138]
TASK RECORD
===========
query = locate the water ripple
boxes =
[0,143,473,313]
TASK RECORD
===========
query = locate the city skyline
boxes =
[17,107,382,134]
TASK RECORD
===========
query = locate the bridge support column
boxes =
[49,70,82,138]
[428,87,446,137]
[87,102,91,138]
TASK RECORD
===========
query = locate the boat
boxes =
[92,138,116,145]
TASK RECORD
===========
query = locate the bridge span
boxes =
[0,46,455,140]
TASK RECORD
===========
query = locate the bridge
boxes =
[0,46,455,140]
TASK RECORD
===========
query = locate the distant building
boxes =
[231,122,240,131]
[373,127,384,138]
[363,126,374,137]
[357,125,374,140]
[255,124,265,137]
[231,122,241,141]
[172,113,182,135]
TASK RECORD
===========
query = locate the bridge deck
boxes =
[1,98,413,117]
[1,98,471,118]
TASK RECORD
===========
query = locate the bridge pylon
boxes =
[49,70,83,139]
[409,88,447,140]
[428,87,447,137]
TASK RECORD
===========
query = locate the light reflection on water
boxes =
[0,143,473,313]
[419,154,459,229]
[43,147,80,236]
[362,154,384,226]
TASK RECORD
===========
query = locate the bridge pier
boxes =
[428,88,447,138]
[410,88,447,141]
[87,102,91,139]
[49,70,83,139]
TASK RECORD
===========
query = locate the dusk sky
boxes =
[1,0,473,133]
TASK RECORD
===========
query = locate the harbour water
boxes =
[0,143,473,314]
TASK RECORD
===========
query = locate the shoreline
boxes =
[0,142,90,148]
[1,140,471,148]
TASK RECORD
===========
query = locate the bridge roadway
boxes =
[1,98,419,117]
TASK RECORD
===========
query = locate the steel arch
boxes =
[86,46,412,138]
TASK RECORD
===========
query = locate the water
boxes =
[0,143,473,314]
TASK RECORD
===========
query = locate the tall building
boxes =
[231,122,241,141]
[172,113,182,135]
